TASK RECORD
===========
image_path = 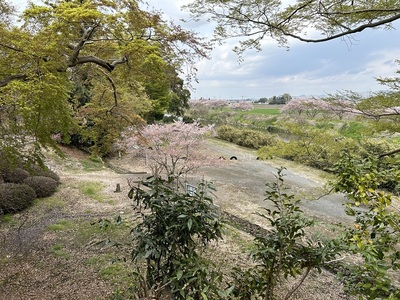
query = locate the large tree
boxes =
[186,0,400,53]
[0,0,210,161]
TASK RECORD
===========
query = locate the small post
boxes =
[114,183,121,193]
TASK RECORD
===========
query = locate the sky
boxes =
[12,0,400,100]
[146,0,400,100]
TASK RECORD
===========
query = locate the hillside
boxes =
[1,141,357,299]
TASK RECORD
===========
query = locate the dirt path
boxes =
[190,139,354,227]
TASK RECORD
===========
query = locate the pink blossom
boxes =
[119,121,218,180]
[229,101,253,111]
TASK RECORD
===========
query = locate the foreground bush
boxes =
[230,168,340,299]
[129,177,224,299]
[0,183,37,213]
[23,176,58,198]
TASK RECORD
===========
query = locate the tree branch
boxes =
[69,25,98,65]
[68,55,127,72]
[0,42,24,53]
[378,148,400,159]
[284,266,311,300]
[276,12,400,43]
[96,67,118,110]
[0,74,28,87]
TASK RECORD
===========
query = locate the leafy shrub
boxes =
[217,125,276,149]
[23,176,58,198]
[130,177,223,299]
[332,154,400,299]
[1,167,30,183]
[230,168,340,299]
[339,121,370,139]
[359,138,396,157]
[258,125,360,170]
[0,183,37,213]
[216,125,239,142]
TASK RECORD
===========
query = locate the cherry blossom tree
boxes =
[322,91,400,120]
[281,98,328,118]
[189,99,229,110]
[321,98,355,120]
[229,101,254,111]
[120,121,217,183]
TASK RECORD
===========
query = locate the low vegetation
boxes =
[23,176,58,198]
[217,125,276,149]
[0,183,37,213]
[0,157,60,213]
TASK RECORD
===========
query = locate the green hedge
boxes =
[217,125,276,149]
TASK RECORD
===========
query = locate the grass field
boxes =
[247,107,280,115]
[246,104,283,115]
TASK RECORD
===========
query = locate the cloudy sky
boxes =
[13,0,400,100]
[146,0,400,100]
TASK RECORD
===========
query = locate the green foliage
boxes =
[144,73,172,122]
[129,177,223,299]
[68,69,150,156]
[332,154,400,299]
[0,156,60,184]
[339,121,370,139]
[268,94,292,104]
[230,168,340,300]
[167,75,191,117]
[358,138,397,158]
[1,0,208,161]
[0,183,37,214]
[217,125,276,149]
[259,122,399,173]
[258,124,358,170]
[23,176,58,198]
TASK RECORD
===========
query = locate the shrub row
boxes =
[216,125,276,149]
[260,130,397,166]
[0,160,60,214]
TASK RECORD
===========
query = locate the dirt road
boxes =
[191,138,354,227]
